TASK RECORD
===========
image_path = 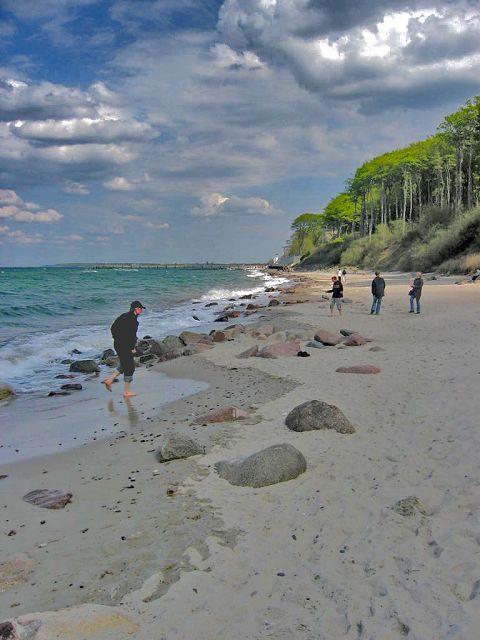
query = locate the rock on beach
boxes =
[313,329,342,346]
[69,360,99,374]
[285,400,355,434]
[22,489,72,509]
[215,443,307,487]
[257,340,300,358]
[193,406,249,424]
[336,365,381,374]
[154,434,203,462]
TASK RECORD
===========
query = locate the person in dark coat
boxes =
[102,300,145,397]
[370,271,386,315]
[325,275,343,317]
[409,273,424,314]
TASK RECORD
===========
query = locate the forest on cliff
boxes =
[288,97,480,273]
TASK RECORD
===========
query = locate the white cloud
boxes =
[0,189,63,222]
[211,43,264,70]
[63,181,90,195]
[145,221,169,229]
[0,188,22,205]
[11,117,152,144]
[0,205,62,222]
[4,229,45,243]
[39,143,136,164]
[103,176,136,190]
[192,192,277,217]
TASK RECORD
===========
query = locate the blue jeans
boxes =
[371,296,383,314]
[410,295,420,313]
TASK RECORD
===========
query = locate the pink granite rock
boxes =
[179,331,208,345]
[313,329,342,346]
[22,489,72,509]
[336,365,381,374]
[257,340,300,359]
[193,406,249,424]
[237,346,259,359]
[342,333,372,346]
[210,330,227,342]
[257,324,274,336]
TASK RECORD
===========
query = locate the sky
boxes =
[1,0,480,266]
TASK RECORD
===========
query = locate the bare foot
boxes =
[123,392,137,398]
[102,379,112,392]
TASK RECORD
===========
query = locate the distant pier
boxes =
[90,262,264,270]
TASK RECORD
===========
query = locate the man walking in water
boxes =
[102,300,145,397]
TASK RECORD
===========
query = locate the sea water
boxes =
[0,266,288,394]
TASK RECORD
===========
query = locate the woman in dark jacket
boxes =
[409,272,423,314]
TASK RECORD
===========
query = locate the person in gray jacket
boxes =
[409,273,424,314]
[370,271,386,315]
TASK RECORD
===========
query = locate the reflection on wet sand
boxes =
[107,396,139,427]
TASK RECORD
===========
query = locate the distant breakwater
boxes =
[69,263,265,270]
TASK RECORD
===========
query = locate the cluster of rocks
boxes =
[215,399,355,488]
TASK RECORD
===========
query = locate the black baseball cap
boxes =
[130,300,146,310]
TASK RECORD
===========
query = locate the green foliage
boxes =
[408,206,480,271]
[287,95,480,273]
[300,237,351,268]
[289,212,324,255]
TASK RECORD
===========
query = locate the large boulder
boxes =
[210,330,227,342]
[69,360,99,374]
[285,400,355,434]
[99,348,115,362]
[313,329,342,346]
[336,365,380,374]
[179,331,209,345]
[193,406,249,424]
[257,340,300,359]
[148,340,171,357]
[215,443,307,487]
[154,434,203,462]
[183,343,214,356]
[237,346,259,359]
[162,335,186,350]
[103,356,120,368]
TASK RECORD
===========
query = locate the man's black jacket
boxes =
[111,311,138,351]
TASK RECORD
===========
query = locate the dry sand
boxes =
[1,271,480,639]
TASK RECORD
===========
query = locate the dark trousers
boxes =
[114,343,135,382]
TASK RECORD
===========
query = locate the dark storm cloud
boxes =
[217,0,480,113]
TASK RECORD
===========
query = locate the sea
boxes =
[0,265,289,395]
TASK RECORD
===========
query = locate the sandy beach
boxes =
[1,270,480,639]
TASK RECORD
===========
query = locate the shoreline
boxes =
[2,270,479,638]
[0,266,289,395]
